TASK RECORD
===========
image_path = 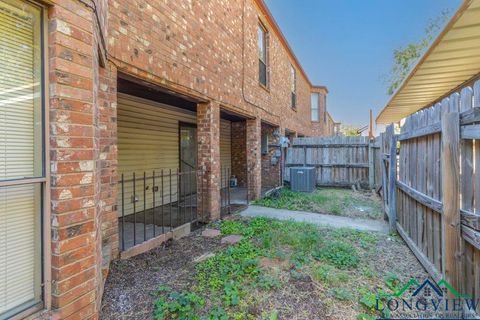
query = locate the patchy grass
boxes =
[253,187,383,219]
[102,214,428,320]
[141,217,423,319]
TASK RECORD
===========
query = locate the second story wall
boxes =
[107,0,326,135]
[310,87,331,136]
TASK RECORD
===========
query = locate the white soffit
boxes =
[377,0,480,124]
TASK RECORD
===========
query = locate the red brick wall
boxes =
[48,0,116,317]
[106,0,325,136]
[42,0,333,318]
[310,87,331,136]
[231,122,247,187]
[325,112,336,136]
[197,102,221,221]
[97,64,118,294]
[246,118,262,200]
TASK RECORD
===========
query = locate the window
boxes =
[0,0,45,318]
[261,133,269,155]
[291,65,296,109]
[311,93,319,121]
[258,23,268,87]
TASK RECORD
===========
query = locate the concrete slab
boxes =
[240,205,389,234]
[228,187,279,205]
[173,223,191,240]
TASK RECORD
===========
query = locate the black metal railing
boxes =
[220,166,231,216]
[119,169,204,251]
[118,167,232,251]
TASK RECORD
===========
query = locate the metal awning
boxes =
[376,0,480,124]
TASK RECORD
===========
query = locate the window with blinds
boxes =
[0,0,44,318]
[258,23,268,87]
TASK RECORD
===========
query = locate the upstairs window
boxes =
[258,23,268,87]
[311,93,319,121]
[291,65,296,109]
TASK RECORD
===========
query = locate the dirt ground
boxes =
[101,217,428,320]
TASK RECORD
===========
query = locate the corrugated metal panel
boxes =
[377,0,480,124]
[0,1,42,317]
[117,94,232,215]
[117,93,196,216]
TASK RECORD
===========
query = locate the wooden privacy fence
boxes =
[285,136,381,189]
[383,79,480,301]
[379,125,397,227]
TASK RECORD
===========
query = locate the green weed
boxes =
[219,220,245,235]
[331,287,354,301]
[312,240,360,269]
[383,272,400,291]
[357,313,377,320]
[153,291,204,320]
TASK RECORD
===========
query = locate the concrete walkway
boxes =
[240,205,389,234]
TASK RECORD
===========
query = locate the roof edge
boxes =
[312,85,329,93]
[254,0,316,88]
[376,0,473,124]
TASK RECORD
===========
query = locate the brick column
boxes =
[49,2,102,318]
[197,102,221,222]
[98,66,118,251]
[97,63,118,305]
[246,118,261,200]
[319,93,327,134]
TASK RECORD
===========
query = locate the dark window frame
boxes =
[258,22,268,88]
[291,65,297,109]
[0,1,51,318]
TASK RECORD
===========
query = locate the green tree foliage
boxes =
[341,125,361,137]
[386,10,451,95]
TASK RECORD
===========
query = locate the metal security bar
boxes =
[220,166,231,216]
[119,169,204,251]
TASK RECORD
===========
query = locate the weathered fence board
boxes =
[285,136,377,188]
[383,79,480,306]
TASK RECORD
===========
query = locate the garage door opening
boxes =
[116,77,233,252]
[117,77,204,251]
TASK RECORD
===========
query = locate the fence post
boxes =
[441,111,463,297]
[380,133,388,214]
[387,128,397,232]
[368,139,374,190]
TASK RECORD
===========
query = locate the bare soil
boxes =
[101,220,428,320]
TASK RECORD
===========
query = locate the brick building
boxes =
[0,0,335,318]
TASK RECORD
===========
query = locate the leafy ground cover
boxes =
[253,188,383,220]
[101,216,427,319]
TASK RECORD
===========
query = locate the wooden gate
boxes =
[384,80,480,301]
